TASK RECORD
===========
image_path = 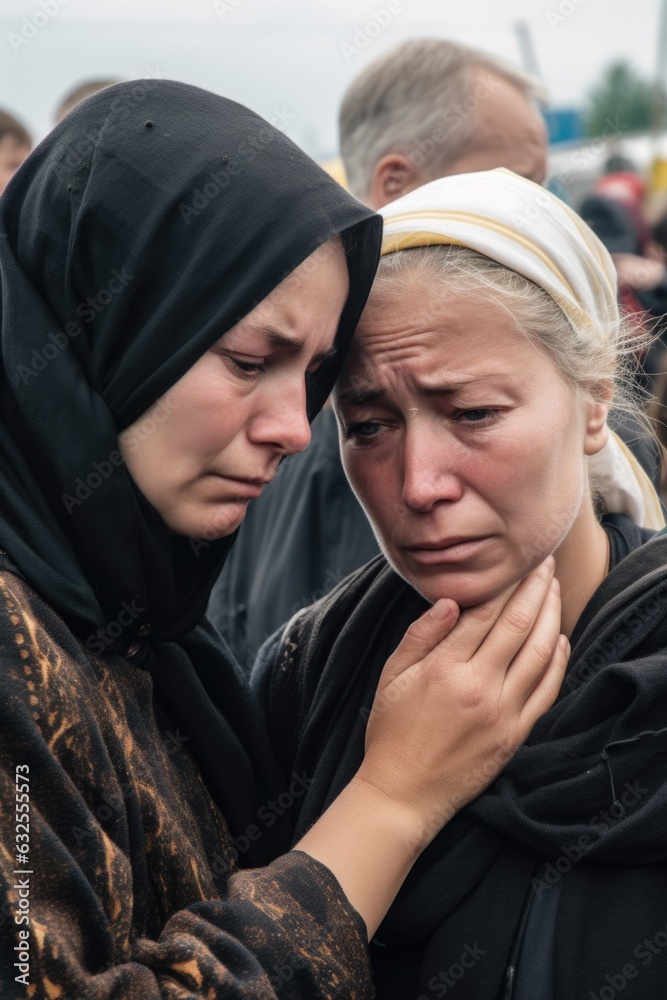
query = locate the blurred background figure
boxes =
[339,37,548,205]
[54,78,120,122]
[208,38,552,669]
[580,163,667,399]
[0,109,32,195]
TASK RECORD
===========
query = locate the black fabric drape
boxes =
[255,517,667,996]
[0,79,381,866]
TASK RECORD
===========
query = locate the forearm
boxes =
[295,773,432,940]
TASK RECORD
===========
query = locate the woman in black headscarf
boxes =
[0,83,565,998]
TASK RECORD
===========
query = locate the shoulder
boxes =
[274,552,396,668]
[250,553,390,695]
[0,567,150,764]
[250,553,401,768]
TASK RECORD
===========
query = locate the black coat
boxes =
[253,517,667,999]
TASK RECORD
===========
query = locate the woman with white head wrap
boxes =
[254,169,667,999]
[379,167,663,529]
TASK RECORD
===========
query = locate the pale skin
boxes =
[334,271,612,639]
[368,68,548,209]
[120,242,568,939]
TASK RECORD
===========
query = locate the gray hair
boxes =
[339,38,548,200]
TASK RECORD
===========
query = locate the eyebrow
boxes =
[247,324,338,366]
[337,374,499,407]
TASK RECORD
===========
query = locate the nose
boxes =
[401,422,464,511]
[247,376,312,456]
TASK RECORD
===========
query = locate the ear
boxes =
[370,154,427,209]
[583,381,614,456]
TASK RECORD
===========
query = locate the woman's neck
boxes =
[554,500,610,638]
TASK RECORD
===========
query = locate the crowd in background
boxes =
[4,43,667,674]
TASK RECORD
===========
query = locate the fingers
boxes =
[519,633,570,731]
[378,598,459,692]
[469,557,556,676]
[501,575,562,706]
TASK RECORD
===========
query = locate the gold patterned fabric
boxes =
[0,566,373,999]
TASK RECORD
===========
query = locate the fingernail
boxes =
[559,634,570,655]
[550,577,560,593]
[544,555,556,573]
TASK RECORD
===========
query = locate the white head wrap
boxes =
[380,168,664,530]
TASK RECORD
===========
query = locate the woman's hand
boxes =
[296,556,567,938]
[356,555,567,848]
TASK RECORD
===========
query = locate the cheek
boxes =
[343,446,396,519]
[161,366,247,461]
[494,418,587,557]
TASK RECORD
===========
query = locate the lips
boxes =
[215,474,273,499]
[405,536,485,551]
[404,536,491,565]
[226,476,273,486]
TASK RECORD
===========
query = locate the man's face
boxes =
[369,68,549,209]
[442,68,548,185]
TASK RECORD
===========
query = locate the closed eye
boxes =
[224,355,267,380]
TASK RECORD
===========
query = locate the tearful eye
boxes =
[223,355,267,380]
[346,421,383,441]
[457,408,500,425]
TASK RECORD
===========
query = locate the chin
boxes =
[164,501,249,540]
[400,565,518,610]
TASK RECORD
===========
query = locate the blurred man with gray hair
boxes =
[209,38,551,669]
[340,37,548,208]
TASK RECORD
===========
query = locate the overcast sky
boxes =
[1,0,664,157]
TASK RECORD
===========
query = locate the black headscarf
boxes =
[257,519,667,996]
[0,79,381,865]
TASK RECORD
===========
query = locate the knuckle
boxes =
[463,601,496,625]
[494,734,520,765]
[530,638,554,668]
[502,603,533,634]
[458,677,486,711]
[405,619,427,641]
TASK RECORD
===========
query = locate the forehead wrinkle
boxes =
[337,369,512,407]
[244,324,304,353]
